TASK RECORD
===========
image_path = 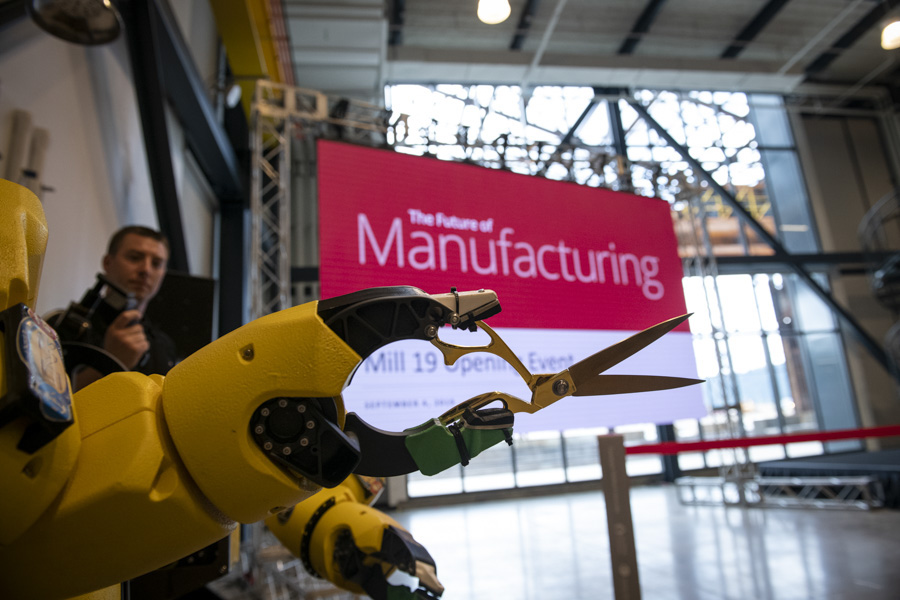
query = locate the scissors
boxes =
[337,288,701,477]
[432,314,700,422]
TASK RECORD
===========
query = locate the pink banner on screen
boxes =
[318,140,689,332]
[317,140,705,432]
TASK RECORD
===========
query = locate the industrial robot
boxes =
[0,178,697,599]
[0,179,458,599]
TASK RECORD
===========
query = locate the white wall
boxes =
[0,19,152,315]
[0,4,221,315]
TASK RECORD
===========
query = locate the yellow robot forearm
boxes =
[266,477,444,600]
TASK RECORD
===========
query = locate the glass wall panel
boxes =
[611,424,662,476]
[755,275,780,332]
[408,465,463,498]
[727,334,779,435]
[563,429,605,482]
[718,275,762,332]
[625,455,663,476]
[784,274,861,448]
[678,453,706,471]
[513,432,567,487]
[673,421,707,469]
[461,441,516,493]
[758,149,819,253]
[748,444,786,462]
[803,332,861,449]
[747,94,793,148]
[789,273,837,332]
[787,441,824,458]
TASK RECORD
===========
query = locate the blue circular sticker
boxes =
[16,309,73,423]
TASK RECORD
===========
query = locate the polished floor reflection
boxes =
[389,484,900,600]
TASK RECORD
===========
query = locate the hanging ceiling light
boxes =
[27,0,122,45]
[882,20,900,50]
[478,0,511,25]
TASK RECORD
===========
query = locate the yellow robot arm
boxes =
[0,180,363,599]
[0,300,364,599]
[266,475,444,600]
[0,198,492,600]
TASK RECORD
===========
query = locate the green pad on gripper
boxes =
[405,419,510,476]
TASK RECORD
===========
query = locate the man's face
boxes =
[102,233,169,304]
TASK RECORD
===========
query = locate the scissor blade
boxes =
[573,374,704,396]
[567,314,691,384]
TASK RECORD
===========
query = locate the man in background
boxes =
[55,225,178,388]
[97,225,176,375]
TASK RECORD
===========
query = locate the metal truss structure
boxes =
[249,80,393,319]
[387,87,764,207]
[675,474,885,510]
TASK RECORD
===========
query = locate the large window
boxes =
[387,84,857,498]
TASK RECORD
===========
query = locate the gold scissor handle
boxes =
[430,322,574,417]
[437,391,540,425]
[430,321,537,385]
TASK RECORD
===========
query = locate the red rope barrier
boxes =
[625,425,900,455]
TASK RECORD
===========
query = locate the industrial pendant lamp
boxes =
[882,20,900,50]
[27,0,122,45]
[478,0,511,25]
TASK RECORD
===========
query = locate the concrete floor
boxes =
[388,484,900,600]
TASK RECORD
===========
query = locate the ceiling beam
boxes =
[266,0,294,86]
[209,0,282,118]
[510,0,540,51]
[715,251,897,276]
[520,0,568,91]
[618,0,668,55]
[387,47,806,93]
[805,0,900,76]
[721,0,790,59]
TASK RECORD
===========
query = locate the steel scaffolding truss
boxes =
[675,474,885,510]
[250,81,392,318]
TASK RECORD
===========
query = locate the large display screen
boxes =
[318,140,705,433]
